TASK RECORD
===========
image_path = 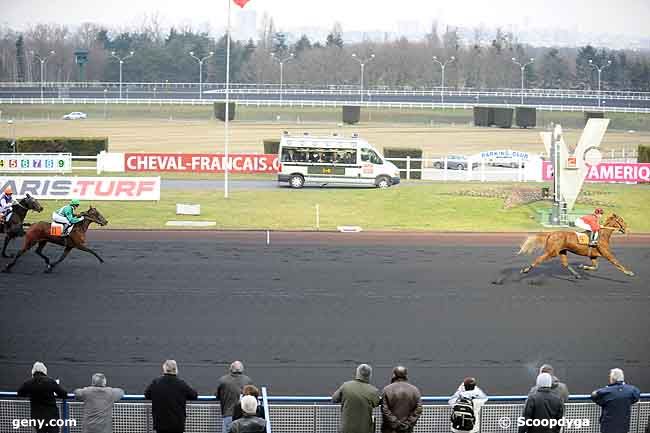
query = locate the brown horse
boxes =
[3,206,108,273]
[1,194,44,258]
[518,214,634,278]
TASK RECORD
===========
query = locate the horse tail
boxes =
[518,233,549,255]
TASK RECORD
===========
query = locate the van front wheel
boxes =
[289,174,305,189]
[375,176,391,189]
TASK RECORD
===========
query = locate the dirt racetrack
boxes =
[0,231,648,396]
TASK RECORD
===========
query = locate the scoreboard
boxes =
[0,153,72,173]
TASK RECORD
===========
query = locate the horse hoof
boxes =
[44,266,53,274]
[1,267,10,273]
[521,267,530,274]
[625,271,635,277]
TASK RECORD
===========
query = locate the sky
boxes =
[2,0,650,38]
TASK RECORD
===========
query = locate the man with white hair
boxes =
[528,364,569,403]
[74,373,125,433]
[518,373,564,433]
[332,364,382,433]
[215,360,254,433]
[591,368,640,433]
[17,362,68,433]
[228,395,266,433]
[145,360,198,433]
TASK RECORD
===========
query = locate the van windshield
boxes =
[361,148,383,165]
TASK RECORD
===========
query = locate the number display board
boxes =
[0,153,72,173]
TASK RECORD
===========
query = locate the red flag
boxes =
[233,0,249,7]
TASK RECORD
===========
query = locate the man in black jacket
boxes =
[215,360,253,433]
[17,361,68,433]
[144,360,198,433]
[518,373,564,433]
[229,395,266,433]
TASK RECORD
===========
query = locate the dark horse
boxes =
[0,194,44,258]
[3,206,108,273]
[518,214,634,279]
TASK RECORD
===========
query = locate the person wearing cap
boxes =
[17,361,68,433]
[575,208,605,247]
[233,385,265,421]
[528,364,569,404]
[449,377,489,433]
[228,395,266,433]
[74,373,125,433]
[381,366,422,433]
[53,199,84,237]
[591,368,640,433]
[332,363,382,433]
[519,373,564,433]
[0,186,15,225]
[215,361,254,433]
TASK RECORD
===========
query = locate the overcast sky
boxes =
[2,0,649,37]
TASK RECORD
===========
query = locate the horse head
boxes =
[605,214,627,234]
[82,206,109,227]
[18,194,44,213]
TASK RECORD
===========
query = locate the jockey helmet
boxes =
[70,198,81,207]
[3,186,12,195]
[594,208,604,215]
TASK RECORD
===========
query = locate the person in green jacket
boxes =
[52,199,84,236]
[332,364,382,433]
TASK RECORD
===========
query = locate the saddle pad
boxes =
[575,232,589,245]
[50,223,64,237]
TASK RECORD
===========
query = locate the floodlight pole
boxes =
[110,51,135,99]
[512,57,534,105]
[32,50,55,100]
[589,59,612,108]
[271,53,294,102]
[433,56,455,104]
[352,53,375,103]
[190,51,214,99]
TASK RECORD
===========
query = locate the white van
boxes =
[277,133,401,188]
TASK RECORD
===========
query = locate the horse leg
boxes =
[560,252,581,279]
[521,251,554,274]
[580,257,599,272]
[599,249,635,277]
[35,241,51,266]
[1,235,13,258]
[46,246,73,273]
[2,239,37,273]
[76,244,104,264]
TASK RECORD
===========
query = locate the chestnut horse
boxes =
[1,194,43,258]
[3,206,108,273]
[518,214,634,278]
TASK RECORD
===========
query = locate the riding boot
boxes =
[589,230,599,247]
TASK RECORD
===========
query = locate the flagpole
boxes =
[224,0,231,198]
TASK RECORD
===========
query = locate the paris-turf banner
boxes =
[0,176,160,200]
[542,161,650,183]
[124,153,281,173]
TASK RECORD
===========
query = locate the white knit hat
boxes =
[536,372,552,388]
[241,395,258,415]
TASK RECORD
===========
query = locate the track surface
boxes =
[1,231,648,396]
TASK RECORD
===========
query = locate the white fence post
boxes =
[406,156,411,181]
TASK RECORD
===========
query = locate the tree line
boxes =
[1,19,649,91]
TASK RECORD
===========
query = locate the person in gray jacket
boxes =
[215,361,254,433]
[74,373,125,433]
[528,364,569,403]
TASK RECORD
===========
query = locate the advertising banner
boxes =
[0,153,72,173]
[125,153,280,173]
[542,161,650,183]
[0,177,160,200]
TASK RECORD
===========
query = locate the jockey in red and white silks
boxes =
[575,208,604,247]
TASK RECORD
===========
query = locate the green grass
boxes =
[24,182,650,232]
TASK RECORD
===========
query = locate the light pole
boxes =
[512,57,534,105]
[189,51,214,99]
[7,120,16,152]
[588,59,612,108]
[432,55,455,103]
[103,88,108,119]
[270,53,294,102]
[351,53,375,103]
[32,50,55,100]
[110,51,134,99]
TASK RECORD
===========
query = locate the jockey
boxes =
[0,186,15,225]
[575,208,604,247]
[52,198,84,236]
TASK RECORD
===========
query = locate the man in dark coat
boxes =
[518,373,564,433]
[215,360,254,433]
[591,368,641,433]
[144,360,198,433]
[332,364,382,433]
[229,395,266,433]
[528,364,569,404]
[17,361,68,433]
[380,366,422,433]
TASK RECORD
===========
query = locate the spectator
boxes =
[591,368,641,433]
[74,373,124,433]
[449,377,489,433]
[233,385,265,421]
[144,360,198,433]
[229,395,266,433]
[215,361,254,433]
[381,366,422,433]
[528,364,569,403]
[332,364,382,433]
[518,373,564,433]
[17,361,68,433]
